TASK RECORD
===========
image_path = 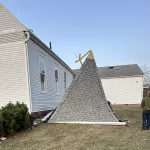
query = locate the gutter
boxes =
[24,30,32,113]
[29,31,74,75]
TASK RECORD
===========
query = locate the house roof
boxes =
[73,69,80,75]
[48,52,118,123]
[98,64,143,78]
[73,64,143,78]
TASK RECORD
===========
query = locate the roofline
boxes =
[29,31,74,75]
[98,64,139,68]
[73,69,144,77]
[100,75,144,79]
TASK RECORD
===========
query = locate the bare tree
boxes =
[141,65,150,86]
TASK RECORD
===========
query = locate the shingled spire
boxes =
[48,51,125,125]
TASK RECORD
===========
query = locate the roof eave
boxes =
[100,75,144,79]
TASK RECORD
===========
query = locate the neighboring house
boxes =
[0,4,74,115]
[74,64,144,105]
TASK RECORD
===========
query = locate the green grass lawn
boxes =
[1,107,150,150]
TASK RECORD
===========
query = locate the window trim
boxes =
[39,53,47,93]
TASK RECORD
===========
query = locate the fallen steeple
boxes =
[48,51,126,125]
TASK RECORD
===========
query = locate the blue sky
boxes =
[1,0,150,69]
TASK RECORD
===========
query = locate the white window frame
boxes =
[55,65,59,95]
[39,54,47,93]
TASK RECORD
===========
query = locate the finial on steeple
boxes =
[75,50,94,66]
[87,50,94,59]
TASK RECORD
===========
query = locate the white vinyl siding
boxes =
[0,5,30,112]
[0,4,26,33]
[0,42,30,110]
[101,76,143,104]
[0,31,26,44]
[27,39,73,112]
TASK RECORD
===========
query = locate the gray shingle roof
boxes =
[48,55,118,123]
[73,69,80,75]
[73,64,143,78]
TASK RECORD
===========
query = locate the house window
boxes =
[64,72,67,90]
[40,55,46,92]
[55,67,59,94]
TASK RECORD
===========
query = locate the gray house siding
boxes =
[27,39,73,112]
[54,59,73,104]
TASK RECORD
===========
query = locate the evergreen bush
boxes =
[0,102,32,136]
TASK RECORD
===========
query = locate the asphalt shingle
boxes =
[98,64,143,78]
[48,53,118,123]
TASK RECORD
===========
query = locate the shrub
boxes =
[0,102,32,136]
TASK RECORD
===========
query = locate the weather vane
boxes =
[74,50,94,66]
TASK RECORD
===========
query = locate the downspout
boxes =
[24,30,32,114]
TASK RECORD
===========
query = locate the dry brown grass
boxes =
[1,107,150,150]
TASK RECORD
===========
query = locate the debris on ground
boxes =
[0,137,6,141]
[41,111,54,122]
[33,118,41,127]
